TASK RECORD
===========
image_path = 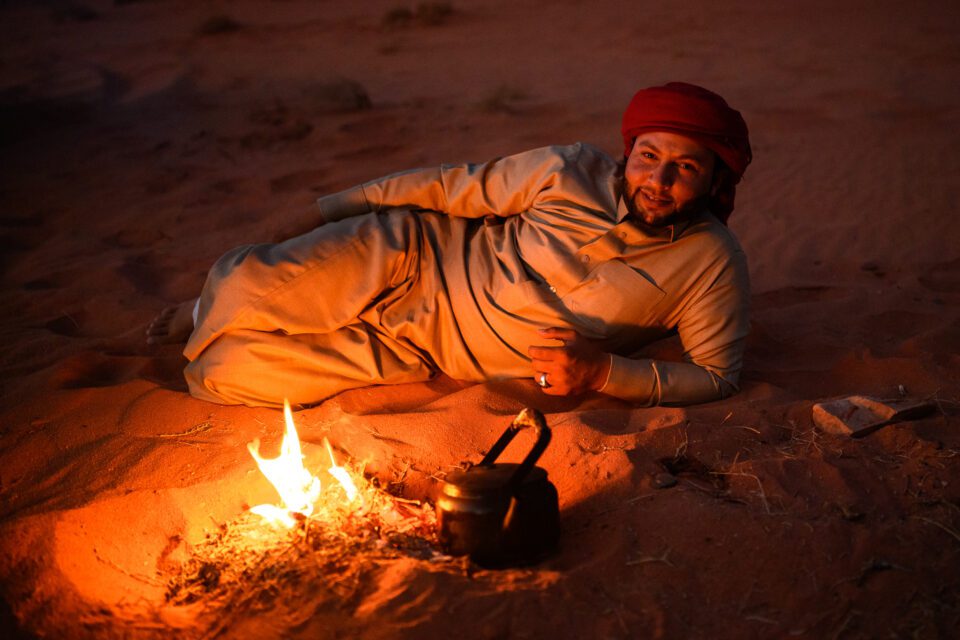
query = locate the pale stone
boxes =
[812,395,935,437]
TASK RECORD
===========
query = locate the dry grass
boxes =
[711,468,774,514]
[165,462,448,633]
[913,515,960,544]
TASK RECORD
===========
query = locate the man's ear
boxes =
[711,178,723,197]
[710,159,730,196]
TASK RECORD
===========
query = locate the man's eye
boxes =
[641,152,656,160]
[679,163,699,173]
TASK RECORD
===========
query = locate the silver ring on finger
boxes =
[538,372,551,388]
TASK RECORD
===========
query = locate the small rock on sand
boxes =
[812,395,936,437]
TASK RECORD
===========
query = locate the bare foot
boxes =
[146,298,197,345]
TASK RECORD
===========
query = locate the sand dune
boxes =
[1,1,959,637]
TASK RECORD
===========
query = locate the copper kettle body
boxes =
[436,408,559,566]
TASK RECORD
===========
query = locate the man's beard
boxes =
[623,179,711,228]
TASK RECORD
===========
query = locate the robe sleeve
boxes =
[316,145,589,223]
[600,245,750,406]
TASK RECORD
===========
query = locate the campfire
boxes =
[165,400,443,614]
[246,400,357,528]
[162,402,559,635]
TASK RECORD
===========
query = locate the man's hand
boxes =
[528,328,612,396]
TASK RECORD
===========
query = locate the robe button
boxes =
[580,255,590,263]
[619,231,627,239]
[549,286,557,293]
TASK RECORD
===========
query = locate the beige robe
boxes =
[184,143,749,407]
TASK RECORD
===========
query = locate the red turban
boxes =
[621,82,752,223]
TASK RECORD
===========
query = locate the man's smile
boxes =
[640,189,673,206]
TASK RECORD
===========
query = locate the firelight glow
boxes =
[247,399,322,527]
[325,437,360,503]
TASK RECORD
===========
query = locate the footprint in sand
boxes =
[239,101,313,150]
[49,349,187,391]
[143,165,192,195]
[918,258,960,294]
[20,267,74,292]
[751,285,848,311]
[622,441,730,495]
[118,253,165,294]
[269,169,333,194]
[0,213,49,275]
[51,352,148,389]
[656,454,728,492]
[117,251,186,300]
[106,227,167,250]
[22,278,59,291]
[332,143,404,163]
[43,311,86,337]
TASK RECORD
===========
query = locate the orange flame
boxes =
[325,438,360,503]
[247,399,321,527]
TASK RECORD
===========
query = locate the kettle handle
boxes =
[479,408,551,493]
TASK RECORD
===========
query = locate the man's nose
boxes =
[648,164,674,188]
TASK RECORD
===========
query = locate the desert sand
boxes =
[1,0,959,638]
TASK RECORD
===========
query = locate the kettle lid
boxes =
[442,463,548,498]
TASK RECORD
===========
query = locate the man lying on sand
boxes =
[147,82,753,409]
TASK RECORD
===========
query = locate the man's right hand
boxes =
[527,328,611,395]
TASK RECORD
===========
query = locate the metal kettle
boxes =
[436,408,560,567]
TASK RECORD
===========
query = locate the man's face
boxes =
[623,131,717,227]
